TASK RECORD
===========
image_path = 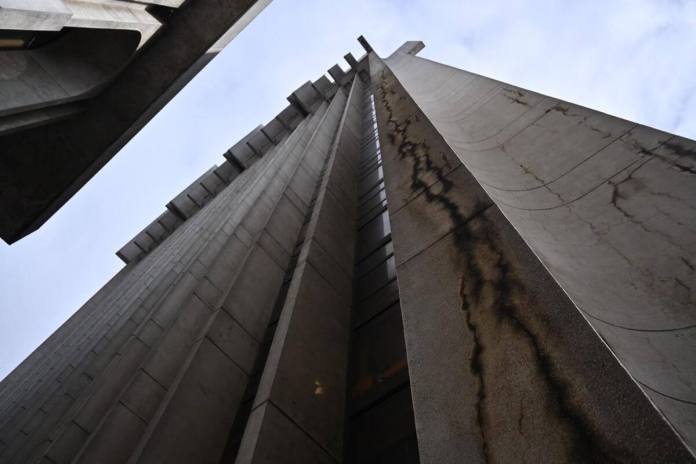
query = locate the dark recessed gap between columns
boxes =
[343,85,419,463]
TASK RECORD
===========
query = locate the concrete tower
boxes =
[0,38,694,463]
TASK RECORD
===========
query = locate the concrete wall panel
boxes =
[372,53,695,461]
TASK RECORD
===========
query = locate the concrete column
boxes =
[42,105,332,464]
[1,158,260,463]
[235,78,362,464]
[0,83,339,463]
[370,49,695,462]
[127,97,347,464]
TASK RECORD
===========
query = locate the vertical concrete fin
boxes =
[116,92,343,464]
[357,35,373,53]
[235,77,362,464]
[344,52,359,70]
[328,64,346,85]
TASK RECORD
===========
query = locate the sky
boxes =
[1,0,695,380]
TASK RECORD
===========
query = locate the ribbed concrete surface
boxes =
[0,68,346,463]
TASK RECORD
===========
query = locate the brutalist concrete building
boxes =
[0,0,270,244]
[1,35,695,463]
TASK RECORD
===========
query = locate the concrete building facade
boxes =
[0,0,271,244]
[1,38,695,463]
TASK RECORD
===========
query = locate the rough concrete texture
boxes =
[0,76,341,463]
[371,50,695,462]
[237,79,362,463]
[3,38,694,464]
[0,0,73,31]
[0,0,272,244]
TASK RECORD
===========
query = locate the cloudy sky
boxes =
[1,0,695,379]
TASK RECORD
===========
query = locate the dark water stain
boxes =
[376,70,632,463]
[664,141,696,160]
[638,139,696,175]
[545,104,579,117]
[503,88,529,106]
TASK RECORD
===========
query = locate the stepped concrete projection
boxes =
[0,0,271,244]
[0,38,694,463]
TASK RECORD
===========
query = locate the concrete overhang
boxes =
[0,0,271,244]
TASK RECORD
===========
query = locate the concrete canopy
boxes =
[0,0,271,244]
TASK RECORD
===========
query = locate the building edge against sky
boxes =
[0,0,271,244]
[1,29,695,464]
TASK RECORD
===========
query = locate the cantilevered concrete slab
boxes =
[0,0,272,244]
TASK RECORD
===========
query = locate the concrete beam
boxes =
[214,160,243,184]
[344,52,359,70]
[275,104,303,131]
[199,167,227,196]
[313,75,337,100]
[166,168,216,220]
[225,126,264,168]
[246,127,274,156]
[116,240,144,264]
[63,0,161,48]
[260,119,286,145]
[328,64,346,85]
[287,81,324,115]
[357,35,373,53]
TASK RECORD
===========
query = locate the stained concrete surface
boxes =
[371,50,695,462]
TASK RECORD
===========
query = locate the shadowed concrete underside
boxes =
[0,0,271,244]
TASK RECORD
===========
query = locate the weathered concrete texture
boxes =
[0,0,73,31]
[371,52,695,462]
[0,68,350,462]
[0,0,272,244]
[5,37,694,464]
[0,27,142,118]
[0,0,160,43]
[236,77,362,464]
[384,48,696,455]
